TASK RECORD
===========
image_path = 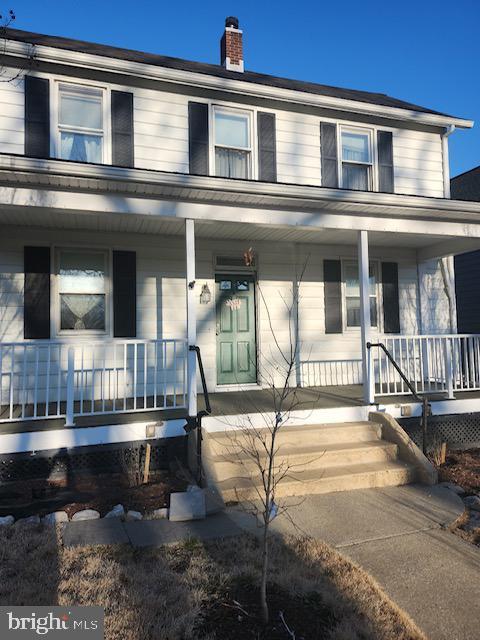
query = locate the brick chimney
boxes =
[220,16,244,72]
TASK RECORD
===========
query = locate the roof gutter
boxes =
[442,124,456,198]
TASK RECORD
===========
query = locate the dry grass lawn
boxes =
[0,523,425,640]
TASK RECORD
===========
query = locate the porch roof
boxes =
[1,154,480,258]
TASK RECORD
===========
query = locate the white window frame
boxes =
[51,80,111,164]
[341,259,381,332]
[54,247,111,337]
[210,105,254,179]
[339,125,376,192]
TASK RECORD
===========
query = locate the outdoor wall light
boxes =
[200,283,211,304]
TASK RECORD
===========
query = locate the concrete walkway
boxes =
[63,484,479,640]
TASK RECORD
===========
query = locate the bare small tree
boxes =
[218,257,320,626]
[0,9,35,84]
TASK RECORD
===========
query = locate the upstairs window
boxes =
[57,83,104,164]
[341,128,373,191]
[214,107,251,179]
[58,249,107,332]
[344,261,378,328]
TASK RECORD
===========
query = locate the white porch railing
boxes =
[373,334,480,397]
[0,339,187,424]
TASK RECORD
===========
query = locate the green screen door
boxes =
[215,275,257,385]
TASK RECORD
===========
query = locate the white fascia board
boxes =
[4,39,474,130]
[3,154,480,222]
[2,184,480,240]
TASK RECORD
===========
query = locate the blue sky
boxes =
[7,0,479,177]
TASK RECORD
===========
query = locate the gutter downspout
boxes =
[441,124,455,199]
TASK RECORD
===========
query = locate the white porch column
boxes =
[358,230,374,404]
[185,219,197,417]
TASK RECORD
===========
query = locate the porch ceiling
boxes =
[0,204,465,254]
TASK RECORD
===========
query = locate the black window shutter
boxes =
[113,251,136,338]
[378,131,394,193]
[111,91,134,167]
[257,112,277,182]
[25,76,50,158]
[320,122,338,188]
[24,246,50,339]
[324,260,342,333]
[381,262,400,333]
[188,102,209,176]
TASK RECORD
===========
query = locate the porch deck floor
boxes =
[2,385,480,434]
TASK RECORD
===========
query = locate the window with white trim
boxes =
[57,83,104,164]
[57,249,108,332]
[344,261,378,328]
[213,107,252,179]
[341,127,373,191]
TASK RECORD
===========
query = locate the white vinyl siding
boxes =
[0,76,24,155]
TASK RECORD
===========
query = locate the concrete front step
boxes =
[204,421,382,456]
[208,440,399,482]
[218,460,418,502]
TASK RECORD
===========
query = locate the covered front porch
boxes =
[1,216,480,436]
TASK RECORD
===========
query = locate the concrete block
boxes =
[0,515,14,526]
[169,490,206,522]
[152,508,169,519]
[204,485,225,515]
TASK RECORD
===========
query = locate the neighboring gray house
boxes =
[451,167,480,333]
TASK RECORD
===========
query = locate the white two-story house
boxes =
[0,18,479,482]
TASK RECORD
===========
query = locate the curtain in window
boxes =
[343,163,369,191]
[215,148,249,179]
[60,132,102,163]
[60,294,105,330]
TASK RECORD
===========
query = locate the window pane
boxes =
[59,251,105,294]
[342,163,369,191]
[60,294,105,330]
[345,264,359,296]
[215,111,249,148]
[369,265,376,296]
[346,297,360,327]
[370,297,378,327]
[342,131,370,162]
[59,90,103,130]
[215,148,249,179]
[60,132,102,163]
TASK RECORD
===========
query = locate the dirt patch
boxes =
[438,448,480,493]
[438,448,480,546]
[0,529,425,640]
[0,471,187,519]
[199,575,335,639]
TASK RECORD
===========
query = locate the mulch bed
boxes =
[0,470,187,519]
[198,575,336,640]
[438,448,480,494]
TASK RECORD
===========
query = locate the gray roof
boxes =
[5,27,452,117]
[451,166,480,202]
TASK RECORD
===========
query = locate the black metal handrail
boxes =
[184,345,211,485]
[367,342,431,454]
[189,345,211,416]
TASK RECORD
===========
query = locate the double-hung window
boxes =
[58,249,107,333]
[214,107,252,179]
[341,128,373,191]
[57,83,104,164]
[344,261,378,328]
